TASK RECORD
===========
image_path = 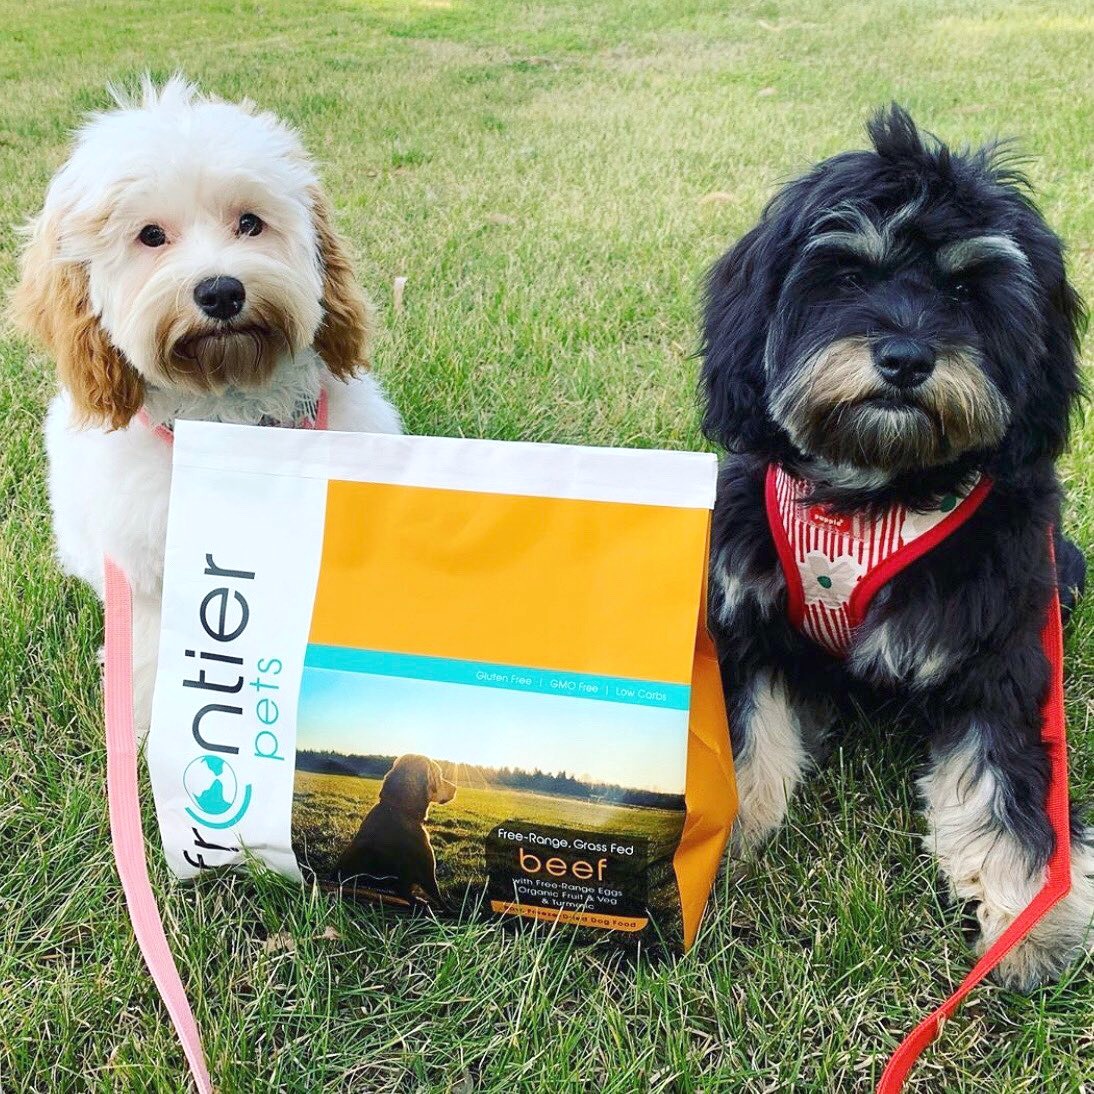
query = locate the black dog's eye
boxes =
[238,212,264,237]
[138,224,167,248]
[950,279,971,301]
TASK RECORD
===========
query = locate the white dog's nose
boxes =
[194,276,245,320]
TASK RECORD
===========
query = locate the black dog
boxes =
[702,105,1092,989]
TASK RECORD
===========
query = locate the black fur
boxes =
[702,106,1090,988]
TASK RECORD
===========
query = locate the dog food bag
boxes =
[147,423,735,948]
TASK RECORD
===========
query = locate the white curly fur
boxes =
[921,734,1094,990]
[18,78,403,733]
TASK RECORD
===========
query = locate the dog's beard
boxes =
[768,337,1011,471]
[154,302,297,393]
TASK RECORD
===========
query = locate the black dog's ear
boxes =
[1007,234,1086,467]
[1029,272,1085,462]
[700,216,788,453]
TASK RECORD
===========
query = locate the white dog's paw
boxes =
[978,843,1094,991]
[727,807,784,859]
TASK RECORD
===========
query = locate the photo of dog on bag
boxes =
[290,657,691,935]
[333,753,456,908]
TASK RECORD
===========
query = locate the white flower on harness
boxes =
[899,493,960,544]
[801,550,863,609]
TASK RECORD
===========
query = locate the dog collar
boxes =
[765,464,992,657]
[136,388,328,445]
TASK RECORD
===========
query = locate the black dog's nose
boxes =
[873,338,935,389]
[194,276,245,321]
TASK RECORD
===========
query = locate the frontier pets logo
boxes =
[183,754,251,829]
[176,554,286,869]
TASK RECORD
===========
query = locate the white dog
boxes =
[14,77,402,731]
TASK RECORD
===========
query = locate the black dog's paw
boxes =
[977,845,1094,991]
[985,928,1082,992]
[1055,530,1086,626]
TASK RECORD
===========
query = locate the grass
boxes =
[0,0,1092,1089]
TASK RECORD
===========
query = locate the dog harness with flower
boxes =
[761,462,1073,1094]
[765,464,992,657]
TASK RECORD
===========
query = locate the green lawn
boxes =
[1,1,1092,1090]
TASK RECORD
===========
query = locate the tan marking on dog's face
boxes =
[152,292,298,394]
[769,336,1010,470]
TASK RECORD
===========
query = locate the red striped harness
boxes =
[761,463,1072,1093]
[765,464,992,657]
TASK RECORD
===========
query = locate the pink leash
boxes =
[101,395,330,1089]
[105,561,214,1092]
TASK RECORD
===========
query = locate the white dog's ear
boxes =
[310,188,373,379]
[13,215,144,428]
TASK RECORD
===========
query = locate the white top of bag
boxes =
[172,422,718,510]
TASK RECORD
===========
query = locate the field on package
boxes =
[292,768,684,914]
[1,1,1092,1091]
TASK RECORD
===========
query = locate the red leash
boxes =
[764,461,1074,1088]
[877,578,1072,1091]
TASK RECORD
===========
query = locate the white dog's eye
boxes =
[138,224,167,248]
[238,212,264,237]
